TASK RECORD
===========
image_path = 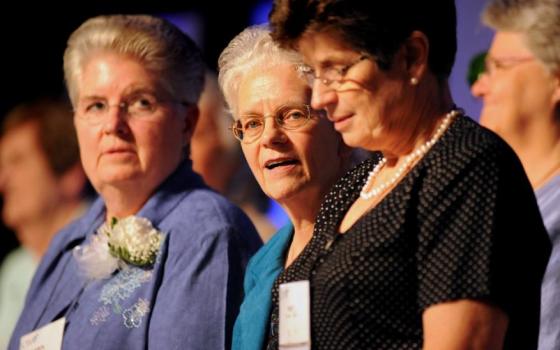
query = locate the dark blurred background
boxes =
[0,0,273,116]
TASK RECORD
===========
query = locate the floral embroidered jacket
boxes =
[9,161,262,350]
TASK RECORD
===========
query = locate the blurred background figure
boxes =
[473,0,560,348]
[192,71,278,241]
[191,71,239,193]
[0,98,89,348]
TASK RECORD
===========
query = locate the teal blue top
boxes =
[232,223,294,350]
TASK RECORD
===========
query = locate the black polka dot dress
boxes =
[266,115,550,350]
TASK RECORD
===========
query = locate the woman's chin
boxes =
[341,132,370,150]
[95,168,143,189]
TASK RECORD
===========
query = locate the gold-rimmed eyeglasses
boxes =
[230,104,316,144]
[300,55,371,90]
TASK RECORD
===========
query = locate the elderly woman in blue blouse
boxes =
[9,15,261,350]
[218,25,353,350]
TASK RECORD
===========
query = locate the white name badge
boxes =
[20,317,65,350]
[279,280,311,350]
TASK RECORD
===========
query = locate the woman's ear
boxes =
[404,31,430,84]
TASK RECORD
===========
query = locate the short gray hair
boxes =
[63,14,205,106]
[218,25,306,116]
[483,0,560,73]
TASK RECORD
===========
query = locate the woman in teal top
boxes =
[218,25,355,350]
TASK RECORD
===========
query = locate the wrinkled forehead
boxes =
[489,31,533,57]
[235,64,311,116]
[75,52,167,102]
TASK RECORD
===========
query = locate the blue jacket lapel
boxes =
[27,198,105,329]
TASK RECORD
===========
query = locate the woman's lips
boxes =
[264,158,299,170]
[331,114,353,131]
[101,147,136,159]
[263,157,301,178]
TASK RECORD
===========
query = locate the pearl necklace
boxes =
[360,109,461,200]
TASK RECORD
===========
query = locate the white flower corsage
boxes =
[74,216,164,280]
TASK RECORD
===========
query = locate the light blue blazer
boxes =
[9,161,262,350]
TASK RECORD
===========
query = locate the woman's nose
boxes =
[259,117,287,146]
[102,105,129,135]
[471,73,490,99]
[311,80,338,111]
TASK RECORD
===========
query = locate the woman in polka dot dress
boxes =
[266,1,552,349]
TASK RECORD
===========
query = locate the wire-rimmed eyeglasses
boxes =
[484,56,535,76]
[300,55,371,90]
[230,104,316,144]
[75,92,188,124]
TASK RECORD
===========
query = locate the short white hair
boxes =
[218,25,306,117]
[64,14,205,106]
